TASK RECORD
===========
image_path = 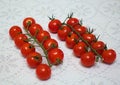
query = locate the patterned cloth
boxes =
[0,0,120,85]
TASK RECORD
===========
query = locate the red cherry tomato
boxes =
[48,19,62,33]
[73,42,87,58]
[102,49,116,64]
[57,25,71,41]
[23,17,36,29]
[66,32,79,49]
[36,64,51,80]
[36,30,51,43]
[9,26,22,39]
[67,17,79,27]
[43,38,58,51]
[29,23,43,36]
[27,52,42,68]
[91,41,105,54]
[20,43,35,57]
[73,25,87,35]
[48,48,64,65]
[14,34,28,49]
[81,52,95,67]
[82,33,96,44]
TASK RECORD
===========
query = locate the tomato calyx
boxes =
[104,44,108,50]
[74,38,79,44]
[29,44,35,49]
[48,15,55,20]
[87,27,94,34]
[55,58,63,65]
[45,43,58,51]
[26,21,31,29]
[34,56,41,61]
[50,43,57,48]
[67,12,74,18]
[41,36,49,44]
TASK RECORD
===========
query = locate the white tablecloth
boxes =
[0,0,120,85]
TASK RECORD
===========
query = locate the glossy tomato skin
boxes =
[27,52,42,68]
[73,25,87,35]
[67,18,79,27]
[14,34,28,49]
[20,43,35,57]
[48,19,62,33]
[36,64,51,80]
[81,52,95,67]
[36,30,51,43]
[43,38,58,51]
[66,32,79,49]
[102,49,116,64]
[91,41,105,54]
[23,17,36,29]
[29,23,43,36]
[73,42,87,58]
[82,33,96,44]
[9,26,22,39]
[48,48,64,65]
[57,25,71,41]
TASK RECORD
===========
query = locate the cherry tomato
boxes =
[91,41,105,54]
[81,52,95,67]
[48,19,62,33]
[36,64,51,80]
[36,30,51,43]
[14,34,28,49]
[23,17,36,29]
[73,25,87,35]
[66,32,79,49]
[20,43,35,57]
[57,25,71,41]
[29,23,43,36]
[48,48,64,65]
[73,41,87,58]
[43,38,58,51]
[9,26,22,39]
[26,52,42,68]
[102,49,116,64]
[67,17,79,27]
[82,33,96,44]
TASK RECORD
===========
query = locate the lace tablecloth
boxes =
[0,0,120,85]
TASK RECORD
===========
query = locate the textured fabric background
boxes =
[0,0,120,85]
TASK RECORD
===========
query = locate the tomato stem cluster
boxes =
[62,23,102,61]
[9,17,64,80]
[48,13,116,67]
[24,27,52,67]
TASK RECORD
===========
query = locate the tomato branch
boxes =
[62,23,102,61]
[24,28,52,67]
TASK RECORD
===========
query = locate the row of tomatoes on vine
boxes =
[9,17,64,80]
[9,13,117,80]
[48,13,116,67]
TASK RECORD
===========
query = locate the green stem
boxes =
[63,17,69,24]
[24,28,52,67]
[62,23,102,61]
